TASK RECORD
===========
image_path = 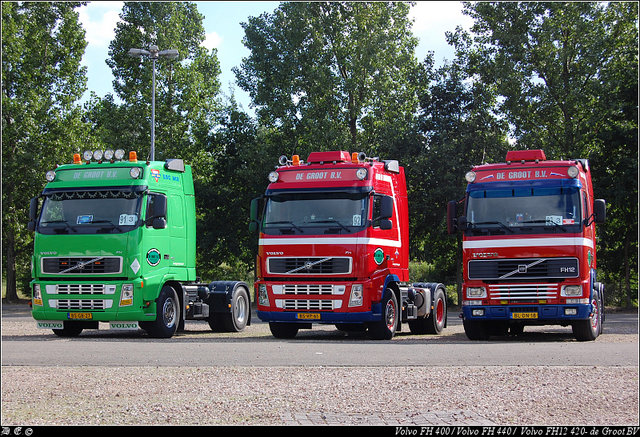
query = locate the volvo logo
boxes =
[473,252,499,258]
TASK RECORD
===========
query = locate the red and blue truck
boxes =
[447,149,607,341]
[250,151,447,339]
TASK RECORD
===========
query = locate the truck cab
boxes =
[448,150,606,341]
[251,151,447,339]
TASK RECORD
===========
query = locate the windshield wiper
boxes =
[265,221,304,233]
[313,219,352,233]
[89,219,123,232]
[469,221,514,233]
[521,219,567,232]
[40,220,77,233]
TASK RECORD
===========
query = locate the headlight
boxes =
[104,149,115,160]
[46,170,56,182]
[33,284,43,306]
[466,287,486,298]
[268,171,279,183]
[83,150,93,161]
[120,284,134,306]
[92,149,103,161]
[561,285,582,296]
[114,149,126,160]
[258,284,269,306]
[349,284,363,307]
[356,168,368,180]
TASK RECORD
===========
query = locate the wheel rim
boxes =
[436,297,445,325]
[385,298,396,331]
[235,294,247,324]
[590,297,599,331]
[162,297,177,328]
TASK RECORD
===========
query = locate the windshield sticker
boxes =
[119,214,138,226]
[76,215,93,224]
[147,248,161,266]
[353,214,362,226]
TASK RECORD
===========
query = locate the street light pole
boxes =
[128,45,179,161]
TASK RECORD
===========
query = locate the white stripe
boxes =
[259,237,402,248]
[463,237,594,249]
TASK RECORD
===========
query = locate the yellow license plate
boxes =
[297,313,320,320]
[512,312,538,319]
[68,312,92,320]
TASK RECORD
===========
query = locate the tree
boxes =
[234,1,421,154]
[2,1,88,301]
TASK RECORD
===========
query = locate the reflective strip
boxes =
[463,237,594,249]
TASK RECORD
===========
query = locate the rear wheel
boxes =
[145,286,180,338]
[214,286,250,332]
[426,286,447,334]
[369,290,398,340]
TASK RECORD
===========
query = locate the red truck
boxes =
[250,151,447,339]
[447,150,607,341]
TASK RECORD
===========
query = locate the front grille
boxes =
[42,257,122,274]
[268,257,351,275]
[283,284,335,295]
[488,283,559,300]
[468,257,578,280]
[57,284,107,295]
[280,299,336,310]
[55,299,108,310]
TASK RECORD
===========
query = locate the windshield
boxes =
[262,192,368,235]
[466,186,582,233]
[38,190,143,235]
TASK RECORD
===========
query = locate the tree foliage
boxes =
[234,1,420,154]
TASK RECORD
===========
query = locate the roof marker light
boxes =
[465,171,477,183]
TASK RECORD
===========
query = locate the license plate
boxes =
[297,313,320,320]
[68,312,92,320]
[512,312,538,319]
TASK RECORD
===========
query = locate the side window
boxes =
[145,193,167,227]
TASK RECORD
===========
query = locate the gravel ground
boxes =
[2,305,638,426]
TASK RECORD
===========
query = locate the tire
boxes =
[425,286,447,334]
[369,289,398,340]
[572,291,602,341]
[53,322,83,337]
[145,286,180,338]
[218,286,250,332]
[463,319,491,340]
[269,322,299,339]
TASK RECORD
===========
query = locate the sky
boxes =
[77,1,474,113]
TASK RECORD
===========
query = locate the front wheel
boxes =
[269,322,299,339]
[52,322,83,337]
[572,293,602,341]
[463,319,491,340]
[369,290,398,340]
[145,286,180,338]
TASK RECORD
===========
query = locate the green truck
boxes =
[28,149,251,338]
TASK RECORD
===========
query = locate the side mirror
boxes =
[154,194,167,218]
[458,216,468,231]
[152,217,167,229]
[249,197,261,232]
[380,219,392,230]
[380,195,393,219]
[28,197,39,232]
[447,201,457,235]
[593,199,606,224]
